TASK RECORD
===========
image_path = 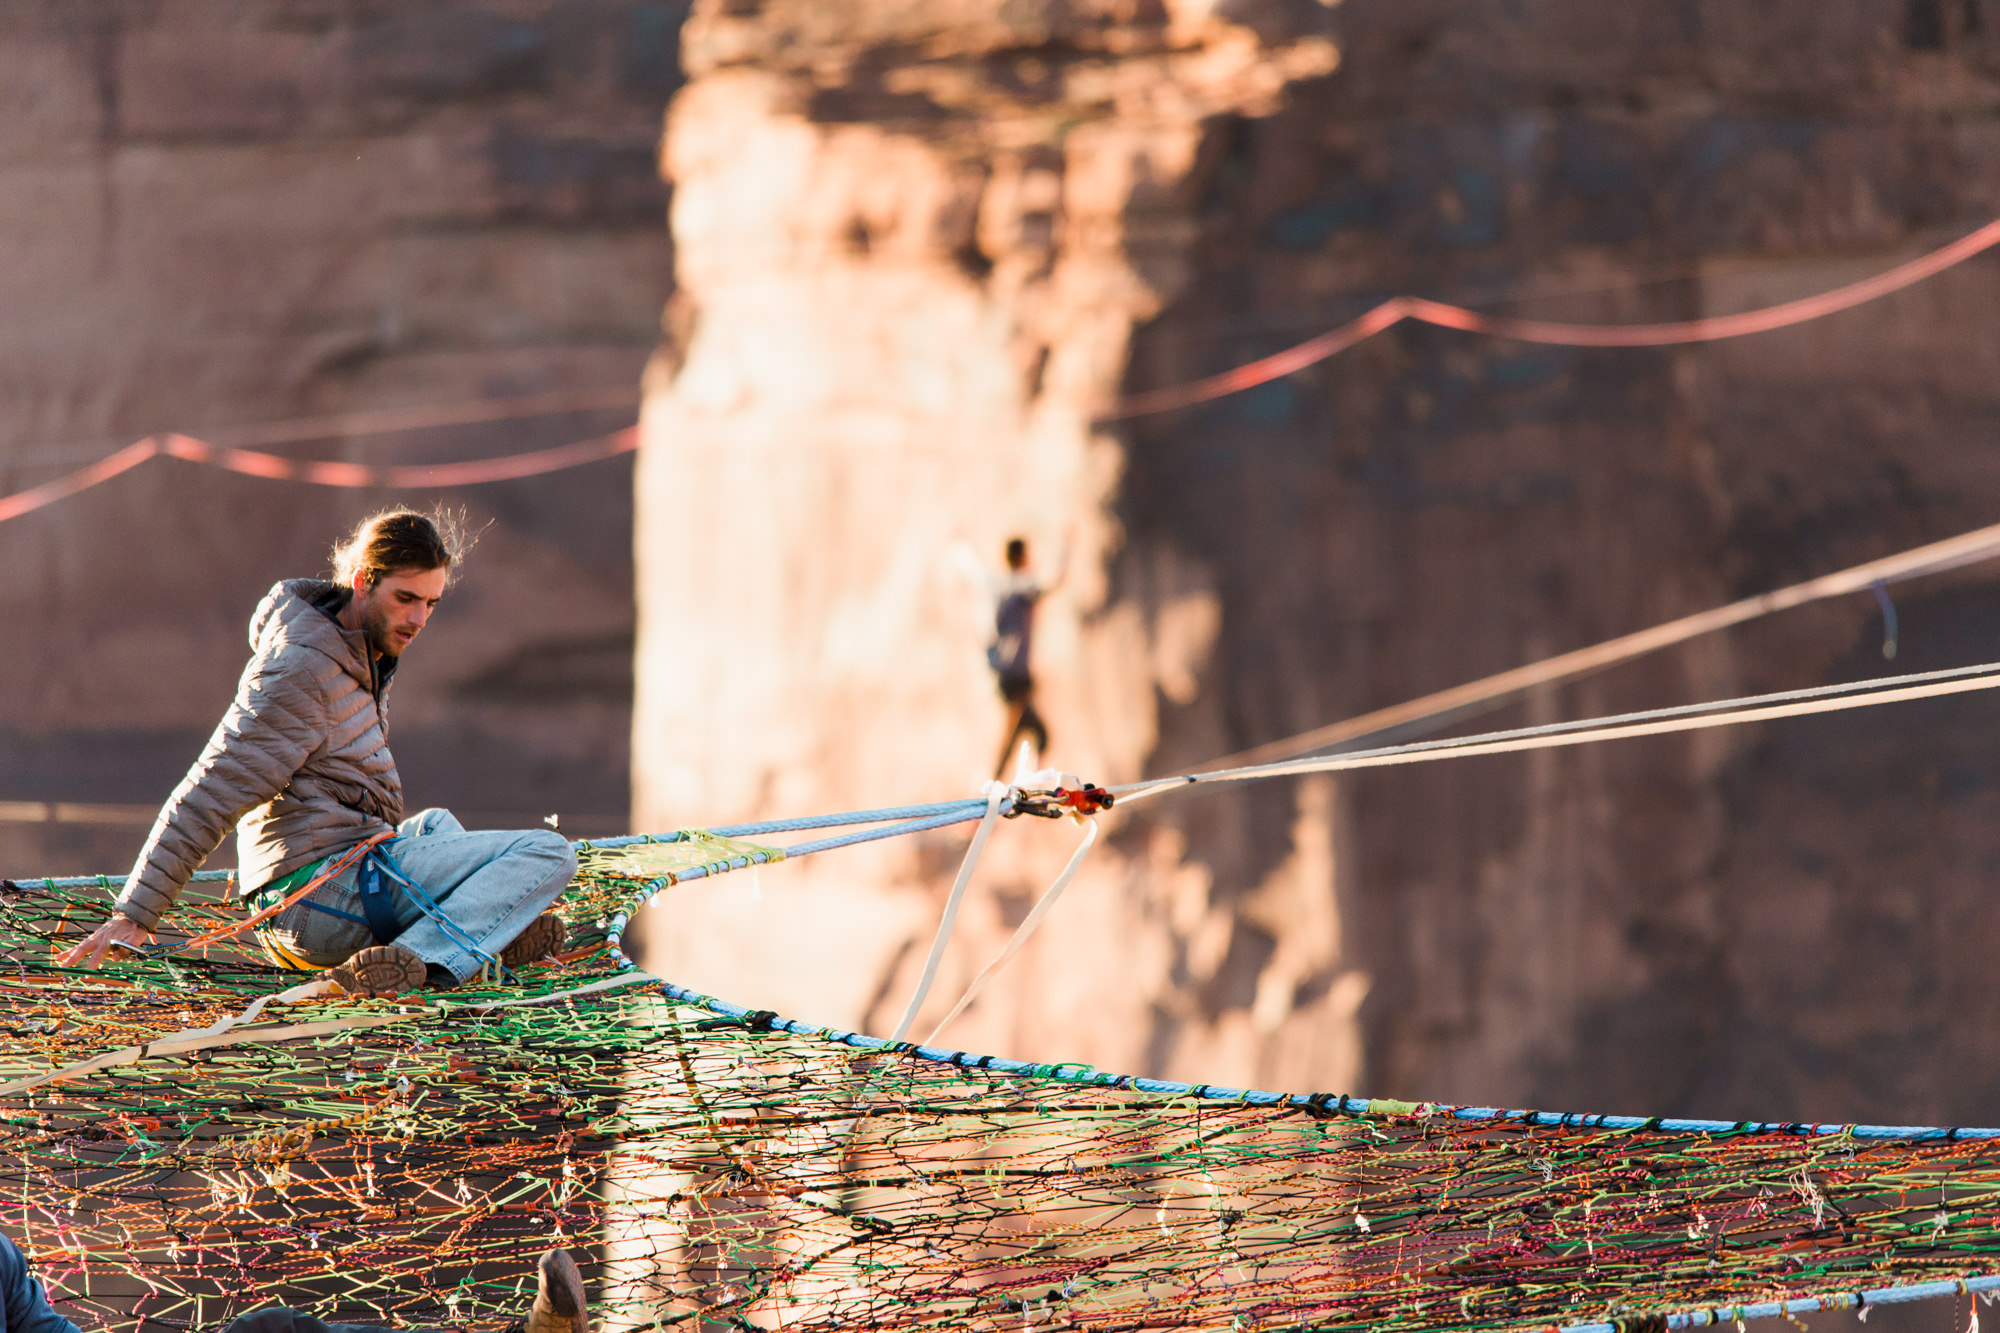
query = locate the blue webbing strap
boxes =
[356,853,402,945]
[363,842,503,974]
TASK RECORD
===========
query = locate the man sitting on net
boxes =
[0,1232,587,1333]
[58,509,575,996]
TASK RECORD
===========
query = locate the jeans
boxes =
[255,808,576,982]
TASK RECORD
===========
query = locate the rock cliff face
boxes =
[0,2,680,876]
[630,0,1357,1088]
[1120,0,2000,1125]
[634,0,2000,1129]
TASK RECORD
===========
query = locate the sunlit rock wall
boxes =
[629,0,1355,1091]
[634,0,2000,1128]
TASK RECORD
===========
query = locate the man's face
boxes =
[352,566,448,659]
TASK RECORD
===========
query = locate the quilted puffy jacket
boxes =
[115,579,405,932]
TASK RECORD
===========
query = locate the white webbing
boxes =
[891,781,1007,1043]
[926,818,1099,1044]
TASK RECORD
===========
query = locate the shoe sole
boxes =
[327,946,426,997]
[500,912,566,970]
[540,1248,584,1318]
[528,1248,586,1333]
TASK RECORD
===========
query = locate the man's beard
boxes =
[358,598,402,658]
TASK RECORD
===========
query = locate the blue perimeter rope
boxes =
[1562,1274,2000,1333]
[645,977,2000,1329]
[590,797,993,844]
[649,975,2000,1141]
[23,799,1006,968]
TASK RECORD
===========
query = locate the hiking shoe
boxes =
[523,1248,586,1333]
[500,910,566,969]
[325,944,426,998]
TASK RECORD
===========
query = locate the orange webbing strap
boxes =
[172,831,394,957]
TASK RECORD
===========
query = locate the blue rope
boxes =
[780,805,995,857]
[1561,1272,2000,1332]
[601,805,997,968]
[581,798,991,848]
[30,798,1002,973]
[21,869,238,892]
[648,976,2000,1143]
[26,800,998,895]
[716,799,990,838]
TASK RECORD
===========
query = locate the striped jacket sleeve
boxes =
[115,647,331,931]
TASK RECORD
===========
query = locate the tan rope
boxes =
[1202,518,2000,772]
[1121,669,2000,803]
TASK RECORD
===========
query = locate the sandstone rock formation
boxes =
[633,0,2000,1137]
[629,0,1358,1089]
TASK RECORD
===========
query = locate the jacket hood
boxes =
[248,579,375,690]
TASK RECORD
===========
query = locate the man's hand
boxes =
[57,914,153,968]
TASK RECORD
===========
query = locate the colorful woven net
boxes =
[2,855,1998,1333]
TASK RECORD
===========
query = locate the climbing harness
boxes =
[173,832,392,957]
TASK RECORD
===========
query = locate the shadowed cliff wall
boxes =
[1120,0,2000,1125]
[0,1,685,877]
[632,0,2000,1134]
